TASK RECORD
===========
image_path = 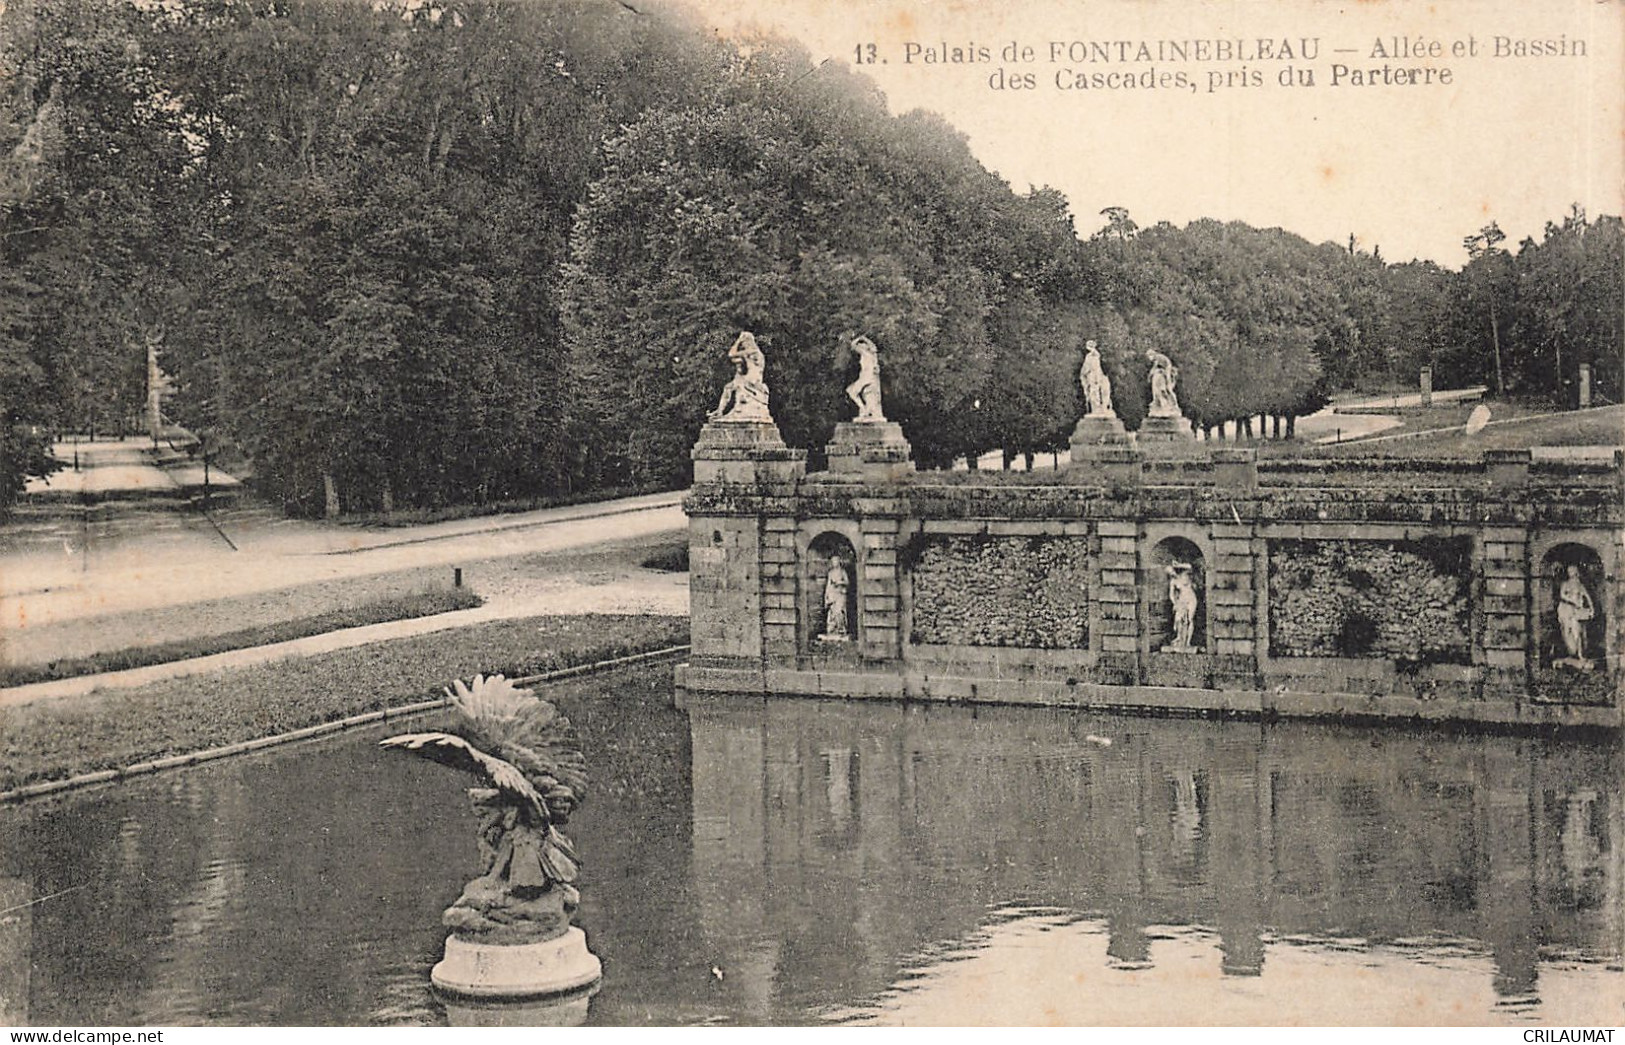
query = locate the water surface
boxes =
[1,664,1619,1025]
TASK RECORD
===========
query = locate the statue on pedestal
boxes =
[822,556,852,640]
[708,331,773,423]
[383,675,601,998]
[846,335,885,422]
[1554,565,1596,669]
[1162,563,1200,653]
[1145,349,1182,419]
[1080,339,1115,418]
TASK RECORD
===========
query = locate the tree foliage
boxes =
[0,0,1617,515]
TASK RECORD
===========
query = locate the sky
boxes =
[694,0,1624,267]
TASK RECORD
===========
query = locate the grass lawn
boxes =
[335,482,677,528]
[1302,405,1622,458]
[0,613,689,792]
[0,588,485,688]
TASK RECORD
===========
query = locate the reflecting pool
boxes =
[1,663,1620,1026]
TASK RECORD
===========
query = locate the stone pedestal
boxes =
[1137,414,1195,446]
[692,421,806,484]
[431,927,602,1000]
[826,420,914,480]
[1068,415,1131,461]
[1210,447,1258,491]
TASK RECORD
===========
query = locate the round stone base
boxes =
[431,927,602,1000]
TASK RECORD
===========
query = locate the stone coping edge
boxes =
[0,644,692,805]
[673,663,1622,733]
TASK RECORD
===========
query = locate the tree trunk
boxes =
[1286,414,1297,439]
[1242,417,1254,439]
[1489,301,1505,395]
[381,481,394,517]
[1554,336,1564,407]
[323,472,340,519]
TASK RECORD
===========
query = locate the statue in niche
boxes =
[383,675,588,941]
[1554,565,1596,669]
[1162,563,1200,653]
[707,331,773,423]
[1079,339,1115,417]
[822,555,852,641]
[845,334,885,422]
[1145,348,1182,418]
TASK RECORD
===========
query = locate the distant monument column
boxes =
[1420,366,1433,407]
[1579,363,1592,408]
[145,328,173,444]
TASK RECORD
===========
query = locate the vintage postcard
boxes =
[0,0,1619,1031]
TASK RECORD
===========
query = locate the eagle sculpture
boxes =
[382,674,589,940]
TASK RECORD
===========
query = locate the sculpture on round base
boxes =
[383,675,603,1004]
[432,926,602,1001]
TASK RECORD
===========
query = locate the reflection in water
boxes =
[0,877,31,1024]
[681,696,1622,1025]
[439,984,597,1027]
[0,666,1619,1026]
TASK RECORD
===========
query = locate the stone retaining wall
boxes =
[682,429,1623,730]
[908,535,1090,648]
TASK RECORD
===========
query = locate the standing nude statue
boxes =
[1164,563,1199,653]
[1555,565,1596,668]
[823,556,852,640]
[846,335,885,422]
[1079,339,1115,417]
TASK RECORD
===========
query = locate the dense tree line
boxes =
[0,0,1618,515]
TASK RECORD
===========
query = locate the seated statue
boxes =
[708,331,773,423]
[1146,349,1182,419]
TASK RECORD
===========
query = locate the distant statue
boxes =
[708,331,773,423]
[1163,563,1199,653]
[1145,349,1182,418]
[822,556,852,640]
[1079,339,1115,417]
[1555,565,1596,668]
[383,675,589,939]
[845,335,885,422]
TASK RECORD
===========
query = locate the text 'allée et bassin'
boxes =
[850,35,1588,93]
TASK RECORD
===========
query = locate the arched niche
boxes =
[1538,542,1607,670]
[1148,535,1206,654]
[804,530,859,652]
